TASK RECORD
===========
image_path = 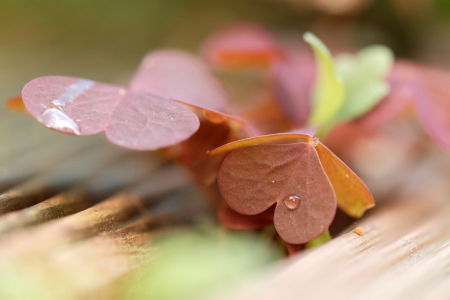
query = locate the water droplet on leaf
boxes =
[38,108,80,135]
[284,195,300,211]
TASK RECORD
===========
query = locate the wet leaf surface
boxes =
[20,50,237,150]
[22,77,200,150]
[22,76,125,136]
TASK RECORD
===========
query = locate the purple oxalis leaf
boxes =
[22,76,125,136]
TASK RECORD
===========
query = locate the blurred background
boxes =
[2,0,450,100]
[2,1,450,299]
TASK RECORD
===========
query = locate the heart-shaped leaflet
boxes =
[218,143,337,244]
[21,50,233,151]
[22,76,199,150]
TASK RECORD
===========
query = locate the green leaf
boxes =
[333,45,394,123]
[305,229,332,249]
[303,32,345,127]
[119,228,282,300]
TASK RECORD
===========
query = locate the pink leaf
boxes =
[22,76,200,150]
[357,60,450,149]
[129,49,229,113]
[413,65,450,149]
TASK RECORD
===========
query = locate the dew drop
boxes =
[38,108,80,135]
[284,195,300,211]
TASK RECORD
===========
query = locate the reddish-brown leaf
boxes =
[218,143,337,244]
[201,22,284,69]
[218,201,274,230]
[162,120,233,185]
[315,142,375,218]
[238,100,294,135]
[286,243,305,256]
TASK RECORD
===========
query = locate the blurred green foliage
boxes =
[334,45,393,122]
[304,32,345,129]
[305,229,332,249]
[305,33,393,136]
[118,228,282,300]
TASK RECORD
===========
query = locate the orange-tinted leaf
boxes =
[286,243,305,256]
[163,120,233,185]
[6,95,27,113]
[239,100,294,134]
[208,128,316,155]
[201,22,284,70]
[315,142,375,218]
[218,201,274,230]
[218,143,337,244]
[175,100,243,126]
